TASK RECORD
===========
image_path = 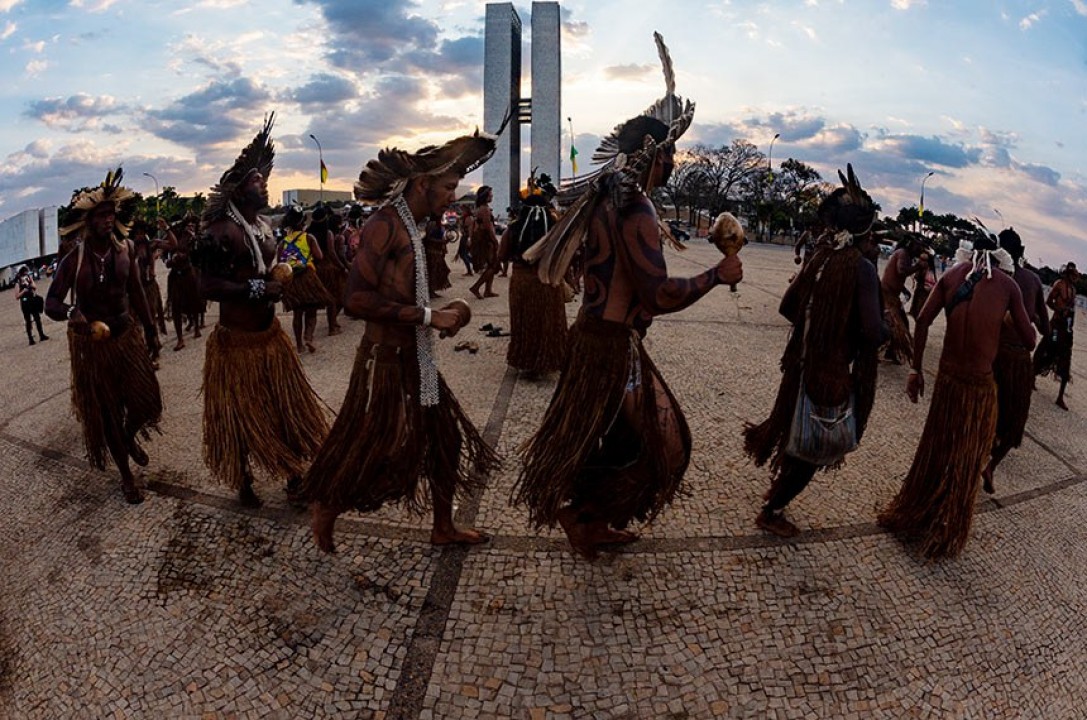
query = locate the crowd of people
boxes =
[30,33,1081,562]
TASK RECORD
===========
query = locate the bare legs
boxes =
[469,264,498,299]
[310,481,489,554]
[555,375,686,559]
[293,309,319,353]
[104,422,145,504]
[755,456,818,538]
[1056,378,1069,410]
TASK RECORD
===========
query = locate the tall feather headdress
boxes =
[524,32,696,284]
[818,164,876,240]
[354,110,512,204]
[202,113,276,225]
[60,167,139,249]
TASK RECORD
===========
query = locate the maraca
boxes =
[89,320,111,341]
[709,212,745,291]
[438,298,471,338]
[269,262,294,285]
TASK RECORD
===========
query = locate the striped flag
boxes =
[320,159,328,184]
[570,144,579,175]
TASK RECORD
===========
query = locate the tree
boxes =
[685,139,765,219]
[769,158,826,234]
[657,150,700,221]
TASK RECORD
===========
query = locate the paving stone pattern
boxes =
[1,243,1085,719]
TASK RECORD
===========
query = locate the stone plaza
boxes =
[1,242,1085,719]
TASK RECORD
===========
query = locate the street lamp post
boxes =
[309,134,324,203]
[918,170,934,233]
[143,171,160,219]
[763,133,780,242]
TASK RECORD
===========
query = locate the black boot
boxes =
[28,336,35,346]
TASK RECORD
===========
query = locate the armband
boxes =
[422,307,432,327]
[247,278,266,301]
[66,305,77,320]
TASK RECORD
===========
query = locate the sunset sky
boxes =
[0,0,1084,266]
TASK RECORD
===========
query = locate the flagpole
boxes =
[567,116,578,178]
[309,133,324,203]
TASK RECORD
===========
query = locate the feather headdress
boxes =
[202,113,276,225]
[817,164,876,240]
[60,167,138,249]
[354,111,511,204]
[524,32,695,284]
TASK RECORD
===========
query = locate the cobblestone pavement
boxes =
[2,243,1085,719]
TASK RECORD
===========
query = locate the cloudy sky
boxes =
[0,0,1085,266]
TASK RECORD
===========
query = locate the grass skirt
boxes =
[878,363,996,559]
[994,344,1033,449]
[168,267,204,318]
[142,278,165,325]
[425,244,452,294]
[282,265,333,312]
[315,260,347,307]
[513,314,691,530]
[202,319,329,488]
[507,265,568,374]
[68,323,162,470]
[1034,315,1073,383]
[882,285,913,364]
[301,340,499,513]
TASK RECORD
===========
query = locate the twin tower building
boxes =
[483,1,562,215]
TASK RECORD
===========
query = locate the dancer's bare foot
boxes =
[306,342,317,354]
[431,527,490,545]
[557,507,598,560]
[590,527,639,546]
[311,504,337,553]
[121,482,144,505]
[173,339,185,352]
[484,291,499,298]
[470,286,483,300]
[1056,397,1069,410]
[329,325,343,336]
[238,481,262,509]
[755,508,799,538]
[193,328,201,339]
[982,465,995,495]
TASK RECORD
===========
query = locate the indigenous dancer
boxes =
[15,266,48,345]
[1034,261,1079,410]
[192,115,329,508]
[132,220,168,338]
[982,228,1049,493]
[45,168,163,504]
[424,219,453,298]
[505,171,567,378]
[879,234,1036,558]
[309,204,349,336]
[514,33,742,559]
[880,234,927,364]
[304,124,506,552]
[456,205,475,276]
[344,204,365,261]
[745,166,884,538]
[468,186,499,299]
[278,206,332,354]
[162,212,204,351]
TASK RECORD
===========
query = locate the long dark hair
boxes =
[509,196,554,263]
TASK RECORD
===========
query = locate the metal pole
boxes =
[309,134,324,203]
[918,171,934,233]
[143,172,160,218]
[765,133,779,242]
